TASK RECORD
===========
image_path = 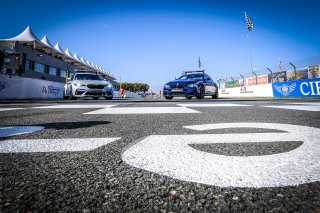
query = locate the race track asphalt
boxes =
[1,98,320,212]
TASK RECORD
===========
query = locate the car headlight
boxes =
[164,84,171,89]
[73,83,87,87]
[187,84,197,88]
[104,84,112,88]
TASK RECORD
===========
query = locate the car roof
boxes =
[74,73,99,75]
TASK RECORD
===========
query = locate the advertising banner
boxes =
[219,84,273,98]
[246,75,268,86]
[226,80,239,88]
[308,65,320,79]
[272,78,320,98]
[286,69,308,81]
[268,71,287,83]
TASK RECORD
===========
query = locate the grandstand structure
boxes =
[0,26,116,85]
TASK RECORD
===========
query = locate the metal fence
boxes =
[216,55,320,88]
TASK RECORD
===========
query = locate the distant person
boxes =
[120,86,125,98]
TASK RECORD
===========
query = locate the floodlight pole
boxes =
[247,32,254,77]
[267,68,273,83]
[289,62,296,80]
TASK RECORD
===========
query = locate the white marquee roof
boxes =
[3,26,41,42]
[0,26,115,80]
[41,36,54,48]
[54,42,65,54]
[73,53,81,62]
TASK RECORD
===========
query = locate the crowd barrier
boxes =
[0,74,64,99]
[272,77,320,98]
[219,78,320,98]
[0,74,142,99]
[219,84,273,98]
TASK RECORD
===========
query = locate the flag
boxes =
[245,12,254,31]
[279,58,283,71]
[198,56,201,69]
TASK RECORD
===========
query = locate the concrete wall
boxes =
[219,84,273,98]
[0,74,64,99]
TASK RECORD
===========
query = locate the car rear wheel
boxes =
[165,96,173,100]
[196,86,205,99]
[186,96,192,99]
[212,91,219,99]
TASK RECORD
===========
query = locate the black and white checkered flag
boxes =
[245,12,254,31]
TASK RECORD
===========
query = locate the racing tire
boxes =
[69,87,77,100]
[165,96,173,100]
[93,97,99,100]
[196,86,205,99]
[212,91,219,99]
[186,96,192,99]
[105,96,113,100]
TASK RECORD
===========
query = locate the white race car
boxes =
[64,73,113,100]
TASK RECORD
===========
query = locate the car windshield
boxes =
[178,74,203,80]
[74,74,102,80]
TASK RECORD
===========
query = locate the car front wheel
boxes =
[196,86,205,99]
[165,96,173,100]
[69,87,77,100]
[105,96,113,100]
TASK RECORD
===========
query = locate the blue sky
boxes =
[0,0,319,91]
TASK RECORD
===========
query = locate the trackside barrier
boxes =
[272,78,320,98]
[0,74,64,99]
[113,91,142,98]
[219,84,273,98]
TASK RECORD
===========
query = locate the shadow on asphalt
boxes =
[41,121,111,130]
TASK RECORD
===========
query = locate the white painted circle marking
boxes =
[122,123,320,188]
[0,126,44,138]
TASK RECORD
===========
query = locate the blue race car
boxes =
[163,71,219,100]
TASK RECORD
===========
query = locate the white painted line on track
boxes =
[84,107,201,114]
[177,103,251,107]
[0,137,121,153]
[263,105,320,111]
[0,126,44,138]
[122,123,320,188]
[0,108,24,112]
[33,104,117,109]
[290,102,320,105]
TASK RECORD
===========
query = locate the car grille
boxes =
[87,84,104,89]
[86,91,105,96]
[170,84,184,89]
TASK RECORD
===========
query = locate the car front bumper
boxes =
[74,88,113,98]
[163,87,197,97]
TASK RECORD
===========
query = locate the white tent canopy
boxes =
[73,53,81,62]
[3,26,41,42]
[54,42,65,54]
[41,36,54,48]
[0,26,115,80]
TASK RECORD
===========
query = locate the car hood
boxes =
[165,79,199,86]
[72,80,110,85]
